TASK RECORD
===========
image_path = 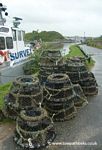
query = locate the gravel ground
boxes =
[1,45,102,150]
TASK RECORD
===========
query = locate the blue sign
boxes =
[10,48,32,61]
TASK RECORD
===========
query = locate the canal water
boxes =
[61,43,74,56]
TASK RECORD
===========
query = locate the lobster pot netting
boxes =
[44,73,78,121]
[65,58,98,96]
[14,107,56,149]
[39,50,65,84]
[4,76,43,119]
[65,60,89,84]
[40,50,64,66]
[79,72,98,96]
[68,57,86,63]
[39,65,65,84]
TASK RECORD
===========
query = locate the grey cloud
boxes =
[2,0,102,36]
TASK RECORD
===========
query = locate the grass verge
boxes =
[0,82,12,110]
[65,44,95,70]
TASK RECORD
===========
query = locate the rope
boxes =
[45,102,74,117]
[44,86,73,101]
[17,122,53,140]
[20,108,48,122]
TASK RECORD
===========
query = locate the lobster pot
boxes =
[40,50,64,66]
[14,107,56,149]
[39,50,65,84]
[44,73,77,121]
[65,60,89,84]
[39,64,65,84]
[4,76,43,119]
[68,57,86,63]
[79,72,98,96]
[88,72,98,86]
[65,59,98,96]
[73,84,88,107]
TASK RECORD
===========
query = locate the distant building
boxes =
[65,36,86,43]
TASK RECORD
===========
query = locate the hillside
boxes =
[24,30,65,42]
[86,36,102,49]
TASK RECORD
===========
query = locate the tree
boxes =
[24,31,64,42]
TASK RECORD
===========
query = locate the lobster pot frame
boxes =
[79,73,98,96]
[44,73,77,121]
[4,76,43,119]
[65,60,89,84]
[39,64,65,84]
[67,57,86,63]
[40,50,64,65]
[65,58,98,96]
[14,107,56,149]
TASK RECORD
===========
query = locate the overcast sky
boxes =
[1,0,102,37]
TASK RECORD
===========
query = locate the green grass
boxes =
[87,39,102,49]
[0,118,15,124]
[65,44,95,70]
[65,45,86,59]
[68,45,84,57]
[0,82,12,110]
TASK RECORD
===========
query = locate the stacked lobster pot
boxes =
[4,75,56,149]
[39,50,65,84]
[14,107,56,149]
[65,58,98,96]
[65,58,89,84]
[39,50,88,108]
[44,73,77,121]
[4,75,43,119]
[79,72,98,96]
